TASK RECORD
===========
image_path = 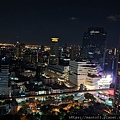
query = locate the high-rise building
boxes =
[70,45,81,61]
[0,48,10,97]
[0,64,9,96]
[49,38,59,65]
[114,41,120,104]
[15,41,25,59]
[50,38,59,57]
[40,45,45,52]
[59,43,70,66]
[81,27,107,69]
[104,48,117,75]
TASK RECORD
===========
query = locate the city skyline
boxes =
[0,0,120,48]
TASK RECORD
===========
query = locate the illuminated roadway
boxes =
[0,88,114,100]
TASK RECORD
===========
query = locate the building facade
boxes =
[0,64,9,96]
[49,38,59,65]
[0,49,9,97]
[114,43,120,104]
[81,27,107,69]
[45,64,69,81]
[69,60,101,89]
[69,45,81,60]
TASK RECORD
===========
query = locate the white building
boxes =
[85,74,101,89]
[45,64,69,81]
[0,65,9,96]
[98,74,112,89]
[21,70,36,77]
[85,68,101,89]
[69,60,101,89]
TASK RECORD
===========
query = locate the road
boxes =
[0,88,114,100]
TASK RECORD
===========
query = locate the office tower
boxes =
[50,38,59,57]
[81,27,107,69]
[41,45,45,52]
[70,45,81,60]
[104,48,117,75]
[60,43,68,57]
[0,59,9,97]
[59,43,70,66]
[15,41,25,59]
[115,41,120,104]
[49,38,59,65]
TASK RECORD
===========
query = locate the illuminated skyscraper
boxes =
[49,38,59,65]
[15,41,25,59]
[50,38,59,57]
[81,27,107,69]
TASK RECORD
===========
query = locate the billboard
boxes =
[108,90,114,96]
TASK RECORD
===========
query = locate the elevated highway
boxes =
[0,88,114,100]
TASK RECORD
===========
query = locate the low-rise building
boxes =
[45,64,69,81]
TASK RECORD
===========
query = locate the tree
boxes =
[84,93,90,99]
[18,108,26,115]
[20,101,26,106]
[18,102,29,116]
[84,93,96,101]
[41,105,50,115]
[61,97,65,102]
[47,96,53,100]
[67,95,74,101]
[26,113,41,120]
[58,108,67,120]
[2,114,21,120]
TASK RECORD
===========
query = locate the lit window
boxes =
[118,71,120,75]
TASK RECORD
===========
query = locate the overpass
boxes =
[0,88,114,100]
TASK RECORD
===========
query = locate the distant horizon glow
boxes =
[0,1,119,48]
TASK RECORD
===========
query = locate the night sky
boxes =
[0,0,120,48]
